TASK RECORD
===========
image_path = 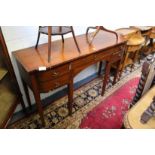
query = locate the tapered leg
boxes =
[131,50,139,71]
[101,61,111,96]
[71,26,81,53]
[113,60,121,85]
[98,61,103,76]
[30,75,45,126]
[48,27,52,62]
[22,78,32,108]
[68,80,73,115]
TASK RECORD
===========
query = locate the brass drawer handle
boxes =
[52,71,59,77]
[54,82,60,88]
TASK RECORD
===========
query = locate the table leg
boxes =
[101,61,111,96]
[68,79,73,115]
[30,75,45,127]
[98,61,103,76]
[113,60,121,85]
[22,78,32,108]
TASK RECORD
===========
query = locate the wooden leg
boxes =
[71,26,81,53]
[61,35,64,43]
[98,61,103,76]
[68,80,73,115]
[119,52,129,78]
[113,60,121,85]
[30,75,45,126]
[48,27,52,62]
[22,78,32,108]
[35,31,41,49]
[101,61,111,96]
[131,50,138,71]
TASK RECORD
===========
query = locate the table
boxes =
[124,86,155,129]
[13,31,126,126]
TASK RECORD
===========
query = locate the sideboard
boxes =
[13,30,126,126]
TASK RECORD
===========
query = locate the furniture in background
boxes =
[0,27,26,128]
[86,26,118,44]
[115,28,145,77]
[132,55,155,106]
[130,26,152,55]
[13,30,126,126]
[149,27,155,53]
[124,86,155,129]
[35,26,81,62]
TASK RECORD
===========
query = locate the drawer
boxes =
[94,51,111,61]
[36,63,70,82]
[94,45,124,61]
[71,55,94,68]
[38,73,70,92]
[110,50,124,62]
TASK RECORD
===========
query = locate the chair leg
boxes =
[35,31,41,49]
[61,35,64,43]
[70,26,81,53]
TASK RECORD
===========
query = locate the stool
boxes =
[115,28,145,78]
[149,27,155,53]
[124,86,155,129]
[130,26,152,55]
[35,26,81,62]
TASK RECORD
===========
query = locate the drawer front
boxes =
[37,64,70,82]
[94,51,111,61]
[110,50,124,62]
[38,73,70,92]
[94,45,124,62]
[71,55,94,68]
[71,55,94,76]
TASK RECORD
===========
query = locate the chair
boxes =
[132,55,155,106]
[0,27,26,128]
[124,86,155,129]
[35,26,80,62]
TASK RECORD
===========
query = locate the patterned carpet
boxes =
[9,60,144,129]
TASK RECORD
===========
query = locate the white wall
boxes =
[1,26,119,112]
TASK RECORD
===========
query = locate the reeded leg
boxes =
[22,78,32,108]
[101,61,111,96]
[68,80,73,115]
[30,75,45,127]
[98,61,103,76]
[113,60,121,85]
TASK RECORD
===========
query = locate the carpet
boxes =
[9,63,142,129]
[80,77,140,129]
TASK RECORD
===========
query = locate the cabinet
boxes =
[0,27,25,128]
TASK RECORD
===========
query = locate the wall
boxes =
[1,26,119,112]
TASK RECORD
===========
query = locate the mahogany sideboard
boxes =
[13,31,126,126]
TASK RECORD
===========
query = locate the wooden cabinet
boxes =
[0,27,25,128]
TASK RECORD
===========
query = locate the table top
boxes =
[124,86,155,129]
[131,26,152,31]
[13,31,125,73]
